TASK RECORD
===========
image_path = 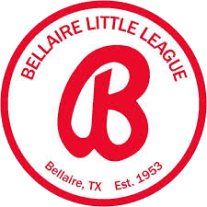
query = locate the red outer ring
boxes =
[1,1,206,206]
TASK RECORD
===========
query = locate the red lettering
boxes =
[140,27,148,41]
[26,57,40,70]
[154,41,167,55]
[111,16,119,30]
[100,16,110,29]
[45,161,54,171]
[115,181,121,190]
[32,52,46,62]
[147,33,161,48]
[47,35,60,48]
[21,68,35,80]
[127,21,139,35]
[163,49,176,63]
[59,25,73,39]
[52,168,58,175]
[118,18,126,32]
[86,17,95,30]
[173,70,187,81]
[71,20,83,34]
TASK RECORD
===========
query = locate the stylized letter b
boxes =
[58,46,150,161]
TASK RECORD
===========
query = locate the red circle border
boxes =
[1,1,206,206]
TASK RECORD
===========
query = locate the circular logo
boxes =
[1,1,206,206]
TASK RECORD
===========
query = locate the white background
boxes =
[7,6,200,199]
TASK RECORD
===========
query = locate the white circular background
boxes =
[8,8,199,199]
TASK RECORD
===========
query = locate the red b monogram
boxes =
[58,45,150,161]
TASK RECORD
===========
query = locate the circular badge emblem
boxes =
[1,1,206,206]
